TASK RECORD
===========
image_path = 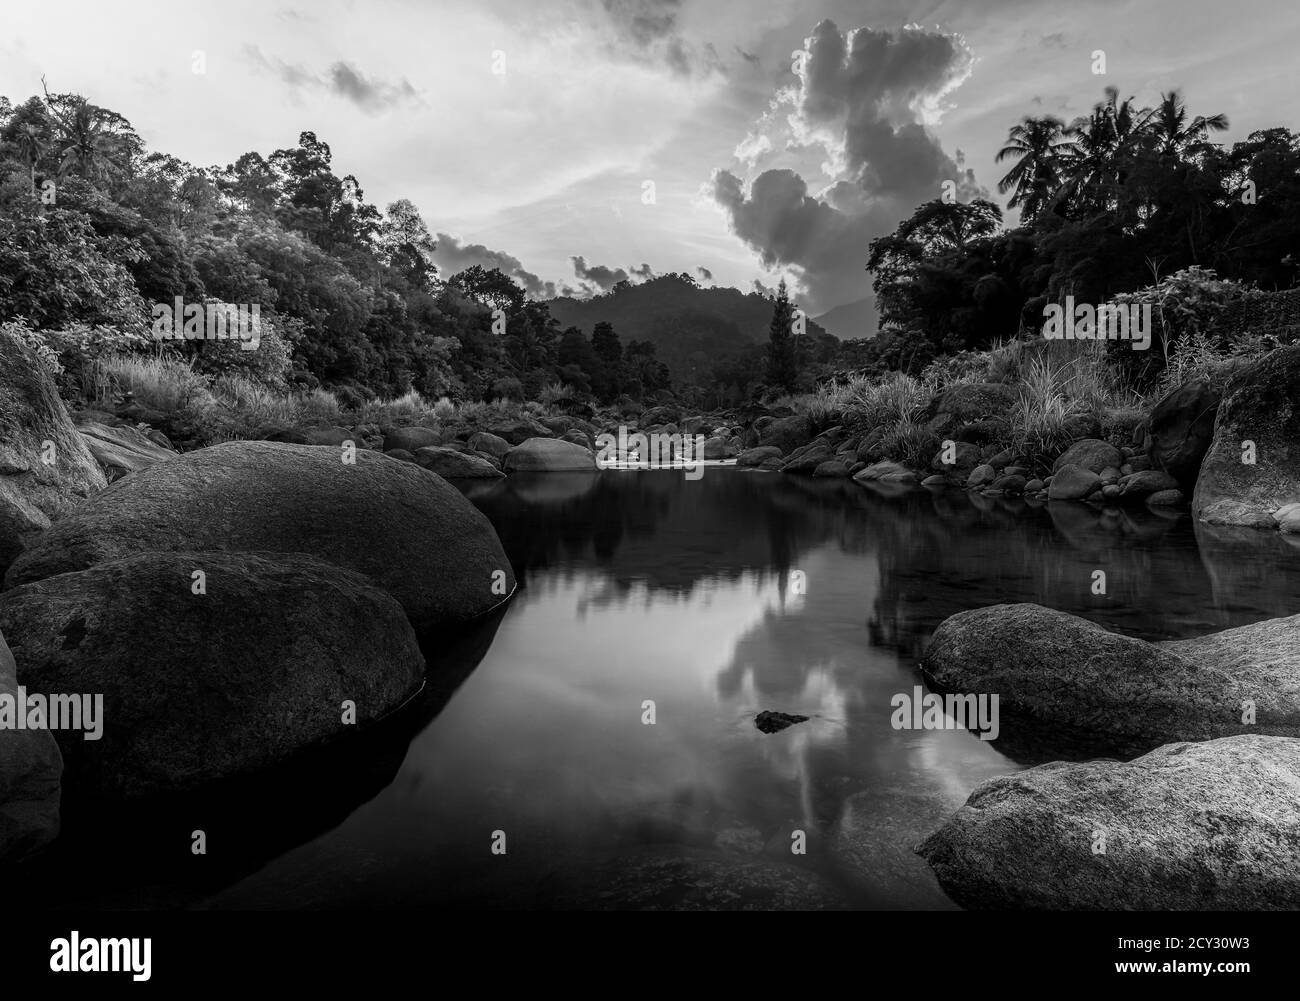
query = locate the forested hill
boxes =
[546,273,832,383]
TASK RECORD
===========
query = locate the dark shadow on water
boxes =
[8,607,507,909]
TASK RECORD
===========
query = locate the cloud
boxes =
[572,255,630,291]
[599,0,723,77]
[629,262,657,280]
[710,19,985,322]
[243,46,420,113]
[696,266,713,281]
[433,233,554,298]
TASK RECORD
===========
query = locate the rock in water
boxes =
[0,627,62,860]
[922,603,1300,759]
[0,327,106,574]
[503,437,597,472]
[4,441,514,636]
[1194,345,1300,527]
[755,711,809,734]
[918,735,1300,909]
[0,551,425,799]
[1052,439,1123,476]
[412,446,504,479]
[1047,464,1101,500]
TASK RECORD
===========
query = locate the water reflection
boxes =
[197,468,1300,910]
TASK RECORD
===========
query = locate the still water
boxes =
[188,466,1300,910]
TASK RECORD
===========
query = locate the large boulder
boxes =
[854,461,918,485]
[918,735,1300,909]
[76,420,176,482]
[1194,345,1300,527]
[487,418,555,446]
[4,442,514,636]
[0,627,61,860]
[1147,379,1221,492]
[1119,469,1180,500]
[813,459,852,478]
[412,446,504,479]
[780,440,833,475]
[758,415,813,456]
[737,446,783,467]
[502,437,597,472]
[0,551,425,799]
[0,328,106,573]
[467,431,511,460]
[701,436,732,460]
[921,603,1300,758]
[638,405,680,428]
[1052,439,1123,475]
[381,426,442,452]
[1047,464,1101,500]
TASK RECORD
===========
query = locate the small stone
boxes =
[755,711,810,734]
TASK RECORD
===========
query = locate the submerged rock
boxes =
[918,735,1300,909]
[0,551,425,799]
[754,710,809,734]
[5,441,514,636]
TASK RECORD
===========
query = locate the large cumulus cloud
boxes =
[711,19,985,326]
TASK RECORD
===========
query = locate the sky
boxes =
[3,0,1298,333]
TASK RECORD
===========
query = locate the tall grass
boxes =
[1008,347,1143,465]
[101,354,214,412]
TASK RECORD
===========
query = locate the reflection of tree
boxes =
[465,471,841,596]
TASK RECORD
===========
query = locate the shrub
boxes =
[489,376,524,401]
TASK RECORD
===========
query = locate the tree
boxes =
[0,97,52,195]
[996,116,1076,222]
[590,320,623,402]
[448,265,525,315]
[41,83,140,184]
[378,198,438,289]
[765,280,797,391]
[1149,90,1228,158]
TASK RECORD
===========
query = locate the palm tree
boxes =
[53,99,132,181]
[1058,87,1154,215]
[1148,90,1229,156]
[995,115,1077,222]
[40,80,137,183]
